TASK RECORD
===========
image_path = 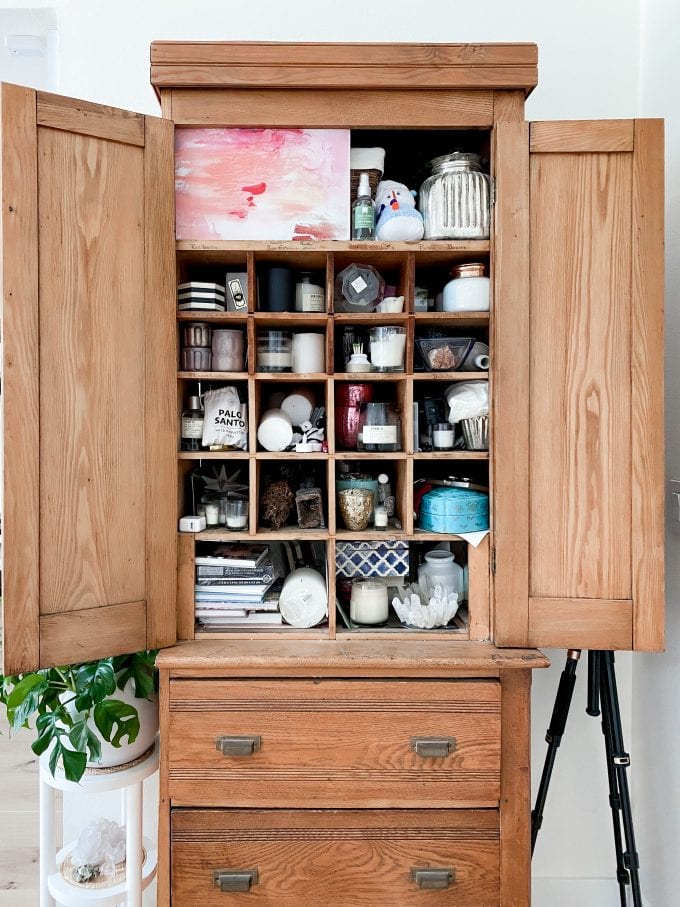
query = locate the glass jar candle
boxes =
[433,422,455,450]
[369,326,406,372]
[419,152,491,240]
[257,331,292,372]
[212,329,245,371]
[295,271,326,312]
[356,402,401,452]
[225,496,248,530]
[442,262,490,312]
[350,579,389,625]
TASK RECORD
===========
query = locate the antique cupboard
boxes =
[1,41,664,906]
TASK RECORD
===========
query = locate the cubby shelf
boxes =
[176,240,491,254]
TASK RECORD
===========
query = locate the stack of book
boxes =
[195,543,283,630]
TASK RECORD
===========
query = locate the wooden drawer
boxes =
[171,808,500,906]
[168,679,501,807]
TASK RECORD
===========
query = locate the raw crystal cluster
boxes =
[392,584,459,629]
[72,818,126,881]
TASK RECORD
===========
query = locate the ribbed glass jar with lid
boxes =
[419,152,491,239]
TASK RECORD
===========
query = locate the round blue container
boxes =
[418,487,489,534]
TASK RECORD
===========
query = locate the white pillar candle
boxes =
[350,580,389,625]
[292,332,325,374]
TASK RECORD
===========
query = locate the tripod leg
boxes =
[596,654,629,906]
[531,649,581,855]
[599,651,642,907]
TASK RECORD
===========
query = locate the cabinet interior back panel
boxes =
[37,127,146,613]
[529,151,633,600]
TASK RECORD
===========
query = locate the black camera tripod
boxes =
[531,650,641,906]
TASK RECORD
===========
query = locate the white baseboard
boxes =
[532,877,644,906]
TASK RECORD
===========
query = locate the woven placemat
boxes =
[84,743,155,776]
[61,849,146,889]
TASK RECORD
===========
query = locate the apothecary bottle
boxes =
[419,152,491,239]
[356,402,401,452]
[181,395,204,451]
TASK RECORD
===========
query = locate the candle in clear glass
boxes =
[204,502,219,527]
[350,579,389,625]
[226,497,248,530]
[433,422,455,450]
[369,326,406,372]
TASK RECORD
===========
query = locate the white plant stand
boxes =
[39,738,159,907]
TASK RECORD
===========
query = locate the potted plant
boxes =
[0,650,159,782]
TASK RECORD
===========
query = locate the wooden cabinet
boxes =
[1,40,664,906]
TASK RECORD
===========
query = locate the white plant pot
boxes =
[61,680,159,769]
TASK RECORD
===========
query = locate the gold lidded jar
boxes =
[419,152,491,240]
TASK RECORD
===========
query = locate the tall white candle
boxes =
[292,333,325,373]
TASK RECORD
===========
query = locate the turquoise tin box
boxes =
[418,487,489,533]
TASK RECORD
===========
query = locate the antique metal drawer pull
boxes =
[410,736,456,758]
[410,867,455,890]
[213,868,259,892]
[215,735,261,757]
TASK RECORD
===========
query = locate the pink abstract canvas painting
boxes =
[175,128,350,241]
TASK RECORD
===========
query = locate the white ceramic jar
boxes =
[418,550,464,599]
[442,262,490,312]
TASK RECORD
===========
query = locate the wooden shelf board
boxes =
[195,528,330,541]
[254,372,327,381]
[176,240,491,254]
[178,450,249,460]
[332,313,409,324]
[255,450,328,459]
[414,311,490,326]
[254,312,329,327]
[178,371,248,381]
[412,371,488,381]
[335,529,407,540]
[413,450,489,459]
[194,629,329,640]
[176,311,248,323]
[334,451,408,460]
[334,371,406,382]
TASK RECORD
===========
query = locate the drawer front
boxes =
[168,679,501,807]
[171,808,500,907]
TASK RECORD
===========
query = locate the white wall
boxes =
[3,2,676,904]
[634,1,680,906]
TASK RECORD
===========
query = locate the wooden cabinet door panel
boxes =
[1,85,177,673]
[494,118,663,651]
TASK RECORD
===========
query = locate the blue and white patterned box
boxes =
[335,541,410,578]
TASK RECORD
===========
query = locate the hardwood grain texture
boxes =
[499,670,531,907]
[529,145,632,603]
[152,41,538,67]
[39,601,147,667]
[468,534,491,641]
[527,597,633,650]
[38,125,147,615]
[492,90,525,122]
[176,532,195,640]
[631,119,665,651]
[171,809,499,907]
[169,680,500,809]
[1,84,40,675]
[144,115,178,650]
[530,119,634,153]
[492,121,530,646]
[157,639,549,674]
[157,670,171,907]
[169,88,494,127]
[36,91,145,146]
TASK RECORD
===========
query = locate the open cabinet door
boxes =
[1,85,177,673]
[494,119,664,651]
